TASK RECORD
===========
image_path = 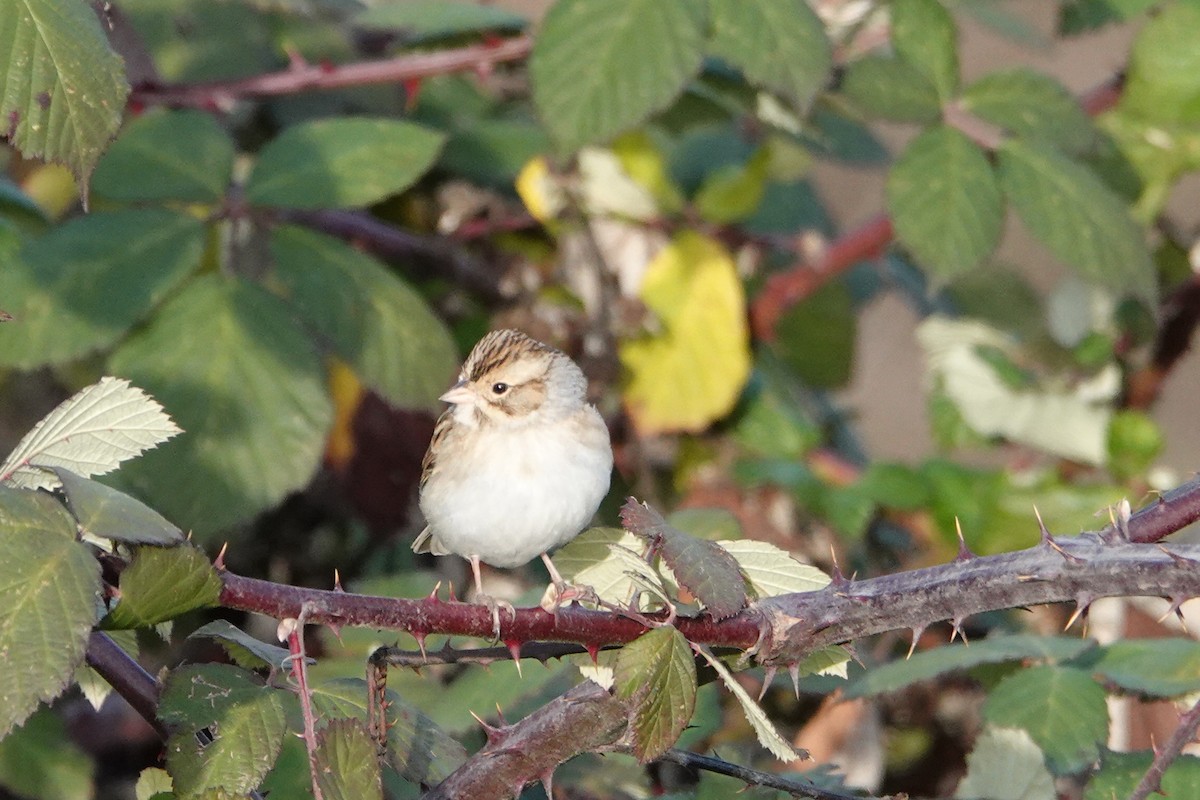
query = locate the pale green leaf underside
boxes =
[530,0,705,153]
[0,376,181,490]
[888,125,1003,279]
[956,726,1055,800]
[717,539,830,598]
[0,487,100,738]
[982,665,1108,774]
[0,0,129,186]
[706,0,830,107]
[108,275,333,537]
[270,226,457,411]
[699,647,798,762]
[245,118,445,209]
[998,138,1155,305]
[55,468,183,546]
[189,620,293,672]
[551,527,662,608]
[0,209,206,370]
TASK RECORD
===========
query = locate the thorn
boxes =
[414,632,427,660]
[907,626,924,660]
[326,622,343,645]
[828,545,849,589]
[1034,505,1052,546]
[494,703,509,727]
[505,641,523,676]
[1158,544,1199,567]
[427,581,442,602]
[332,569,344,592]
[1158,598,1190,634]
[759,666,777,702]
[447,581,458,603]
[213,541,228,570]
[788,662,801,699]
[1064,595,1092,631]
[954,518,975,561]
[842,642,864,668]
[468,710,507,745]
[585,642,600,665]
[541,769,555,799]
[1116,497,1132,541]
[950,618,969,645]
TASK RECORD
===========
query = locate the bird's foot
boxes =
[540,580,598,614]
[475,594,516,641]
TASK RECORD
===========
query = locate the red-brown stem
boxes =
[130,35,532,109]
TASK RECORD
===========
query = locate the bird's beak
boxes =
[439,380,474,405]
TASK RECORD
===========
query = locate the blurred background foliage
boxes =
[2,0,1200,797]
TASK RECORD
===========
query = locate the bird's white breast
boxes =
[418,407,612,568]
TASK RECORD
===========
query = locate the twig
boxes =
[84,631,166,739]
[1126,272,1200,410]
[749,74,1126,341]
[657,749,898,800]
[370,640,590,668]
[1126,693,1200,800]
[130,35,533,109]
[284,608,324,800]
[277,208,509,302]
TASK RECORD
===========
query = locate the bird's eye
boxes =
[491,382,509,395]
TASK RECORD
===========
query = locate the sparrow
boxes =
[414,329,613,633]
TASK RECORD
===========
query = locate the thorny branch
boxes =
[129,35,533,110]
[1127,692,1200,800]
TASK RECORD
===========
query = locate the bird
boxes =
[413,329,613,634]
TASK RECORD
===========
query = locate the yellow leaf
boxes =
[514,156,564,222]
[620,232,751,434]
[612,131,684,214]
[324,357,363,470]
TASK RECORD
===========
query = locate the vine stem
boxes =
[129,35,532,110]
[1126,694,1200,800]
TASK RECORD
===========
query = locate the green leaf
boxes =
[841,55,942,123]
[108,274,333,537]
[549,527,663,609]
[269,226,457,411]
[245,118,445,209]
[0,486,99,738]
[846,635,1093,699]
[955,726,1054,800]
[0,209,206,368]
[621,500,747,620]
[54,469,183,546]
[1088,638,1200,698]
[693,147,770,224]
[1084,751,1200,800]
[982,665,1107,774]
[1120,3,1200,125]
[890,0,959,101]
[961,69,1095,154]
[135,767,173,800]
[772,281,855,388]
[103,545,220,629]
[614,627,697,762]
[0,707,93,800]
[160,664,287,799]
[998,139,1155,305]
[706,0,831,107]
[189,620,293,672]
[313,718,382,800]
[0,0,129,189]
[717,539,829,598]
[1106,410,1163,481]
[441,118,551,188]
[1059,0,1158,35]
[888,125,1003,280]
[1,376,181,490]
[309,678,467,787]
[857,462,929,511]
[698,647,798,761]
[92,110,235,203]
[530,0,705,153]
[353,1,525,41]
